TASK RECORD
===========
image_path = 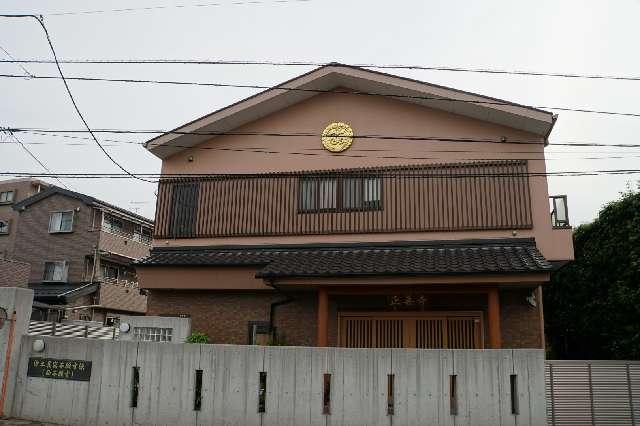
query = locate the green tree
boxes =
[544,186,640,359]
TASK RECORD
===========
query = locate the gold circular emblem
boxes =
[321,122,354,153]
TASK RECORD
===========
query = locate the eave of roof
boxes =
[145,63,555,159]
[29,283,99,304]
[136,238,553,279]
[13,186,154,225]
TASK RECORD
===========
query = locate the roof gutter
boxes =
[265,280,295,334]
[543,114,558,146]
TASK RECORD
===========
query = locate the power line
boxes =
[2,72,640,118]
[0,45,33,77]
[2,168,640,179]
[0,14,154,184]
[5,137,640,163]
[2,130,70,189]
[8,127,640,148]
[1,58,639,83]
[16,129,640,153]
[42,0,311,17]
[6,132,640,161]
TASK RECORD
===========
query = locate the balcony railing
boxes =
[100,276,139,289]
[101,225,152,245]
[550,195,570,228]
[154,160,535,239]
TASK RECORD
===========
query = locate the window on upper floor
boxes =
[101,264,119,280]
[49,211,74,233]
[0,220,9,234]
[299,176,382,213]
[0,190,14,204]
[133,224,152,244]
[102,214,124,234]
[43,261,69,282]
[170,182,199,237]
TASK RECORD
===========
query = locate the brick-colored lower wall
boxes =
[0,258,30,288]
[147,287,542,348]
[147,290,317,346]
[500,287,542,349]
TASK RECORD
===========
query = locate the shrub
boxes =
[186,331,210,344]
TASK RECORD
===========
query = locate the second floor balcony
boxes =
[154,160,544,239]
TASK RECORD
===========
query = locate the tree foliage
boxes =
[544,187,640,359]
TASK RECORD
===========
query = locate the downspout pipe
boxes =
[265,280,295,334]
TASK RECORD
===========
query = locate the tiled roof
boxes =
[13,186,154,225]
[137,238,553,278]
[30,283,99,303]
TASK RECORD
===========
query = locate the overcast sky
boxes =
[1,0,639,223]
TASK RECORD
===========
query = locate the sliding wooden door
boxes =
[339,311,483,349]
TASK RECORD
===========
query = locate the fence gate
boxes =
[339,311,483,349]
[546,360,640,425]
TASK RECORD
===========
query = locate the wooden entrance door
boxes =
[339,311,483,349]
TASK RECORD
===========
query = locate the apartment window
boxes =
[133,225,152,243]
[103,214,124,234]
[299,175,382,212]
[101,265,119,280]
[43,261,69,282]
[0,191,14,204]
[49,211,74,233]
[133,327,173,342]
[0,220,9,234]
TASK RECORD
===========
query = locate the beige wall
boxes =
[137,266,272,290]
[98,231,150,260]
[155,91,572,262]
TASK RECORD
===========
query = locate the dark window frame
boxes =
[0,190,15,204]
[0,219,9,235]
[48,210,74,233]
[43,260,69,283]
[297,174,383,214]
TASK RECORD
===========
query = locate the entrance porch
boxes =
[316,287,505,349]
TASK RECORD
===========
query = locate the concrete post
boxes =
[0,287,33,417]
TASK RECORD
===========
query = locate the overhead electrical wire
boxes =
[0,46,33,77]
[5,138,640,163]
[2,130,70,189]
[15,129,640,154]
[3,169,640,180]
[1,59,639,83]
[2,72,639,118]
[41,0,312,17]
[8,127,640,148]
[0,14,153,183]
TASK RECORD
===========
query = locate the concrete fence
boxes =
[9,335,546,426]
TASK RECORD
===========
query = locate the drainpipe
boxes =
[265,280,294,335]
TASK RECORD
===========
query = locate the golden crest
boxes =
[321,122,354,153]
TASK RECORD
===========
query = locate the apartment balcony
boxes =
[100,276,140,289]
[97,277,147,314]
[98,225,152,260]
[547,194,574,262]
[155,160,535,239]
